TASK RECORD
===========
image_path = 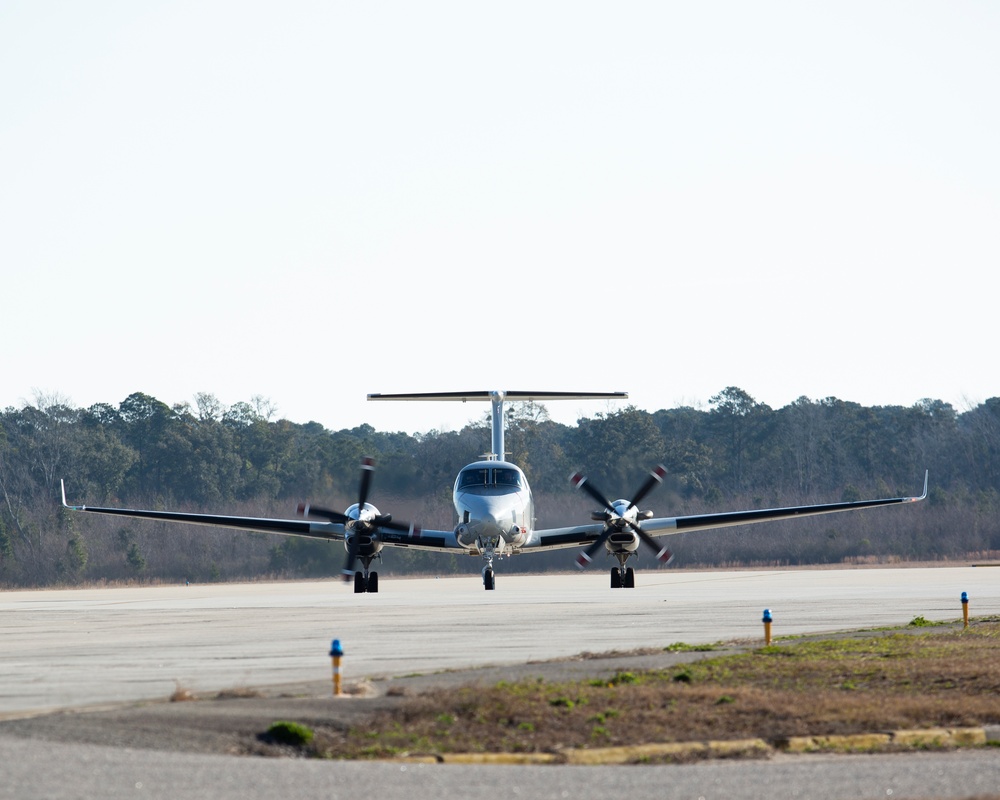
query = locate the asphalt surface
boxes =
[2,568,1000,799]
[3,731,1000,800]
[4,567,997,715]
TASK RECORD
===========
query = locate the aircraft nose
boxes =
[473,511,504,538]
[459,496,516,539]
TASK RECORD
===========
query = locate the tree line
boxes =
[2,387,999,587]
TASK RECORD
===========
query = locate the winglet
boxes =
[60,479,83,511]
[905,470,929,503]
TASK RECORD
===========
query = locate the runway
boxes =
[2,566,995,717]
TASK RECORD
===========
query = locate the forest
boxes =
[2,386,999,588]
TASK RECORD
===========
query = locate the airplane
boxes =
[61,389,928,593]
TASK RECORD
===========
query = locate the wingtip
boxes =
[908,470,929,502]
[60,479,85,511]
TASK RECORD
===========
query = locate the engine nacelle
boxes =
[501,524,527,547]
[455,523,477,548]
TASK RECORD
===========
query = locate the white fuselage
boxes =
[452,460,533,553]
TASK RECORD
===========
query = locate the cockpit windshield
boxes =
[495,468,521,487]
[458,467,523,489]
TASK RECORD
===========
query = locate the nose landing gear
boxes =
[480,536,500,591]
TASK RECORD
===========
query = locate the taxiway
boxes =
[2,566,995,716]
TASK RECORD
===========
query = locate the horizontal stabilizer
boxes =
[369,391,627,402]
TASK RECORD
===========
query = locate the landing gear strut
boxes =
[480,536,499,591]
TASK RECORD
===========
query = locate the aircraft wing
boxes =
[529,471,928,551]
[60,481,461,550]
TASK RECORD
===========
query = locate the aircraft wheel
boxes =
[624,567,635,588]
[368,572,379,593]
[354,571,366,594]
[483,569,495,591]
[610,567,621,589]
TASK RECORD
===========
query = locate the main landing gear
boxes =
[353,570,379,593]
[349,552,381,593]
[610,566,635,589]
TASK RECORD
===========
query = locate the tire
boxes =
[624,567,635,588]
[368,572,379,593]
[611,567,621,589]
[484,569,495,591]
[354,571,366,594]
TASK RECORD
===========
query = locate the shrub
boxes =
[266,720,314,746]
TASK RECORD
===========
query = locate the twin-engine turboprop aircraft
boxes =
[62,390,927,592]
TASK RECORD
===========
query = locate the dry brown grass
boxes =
[297,620,1000,760]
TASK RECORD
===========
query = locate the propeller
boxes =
[297,457,412,581]
[570,465,673,568]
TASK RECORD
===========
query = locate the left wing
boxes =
[62,480,334,539]
[527,471,928,551]
[60,480,460,551]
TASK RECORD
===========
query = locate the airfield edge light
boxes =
[330,638,345,696]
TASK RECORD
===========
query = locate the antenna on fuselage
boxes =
[367,391,629,461]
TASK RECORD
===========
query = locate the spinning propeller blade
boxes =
[295,503,348,524]
[570,465,672,567]
[629,465,668,508]
[357,456,374,511]
[574,528,612,569]
[570,472,617,516]
[342,534,360,581]
[633,526,674,565]
[297,457,417,581]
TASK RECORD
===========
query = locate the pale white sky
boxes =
[2,2,998,435]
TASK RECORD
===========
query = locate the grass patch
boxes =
[665,642,719,653]
[265,720,314,747]
[908,615,947,627]
[215,687,264,699]
[285,622,1000,761]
